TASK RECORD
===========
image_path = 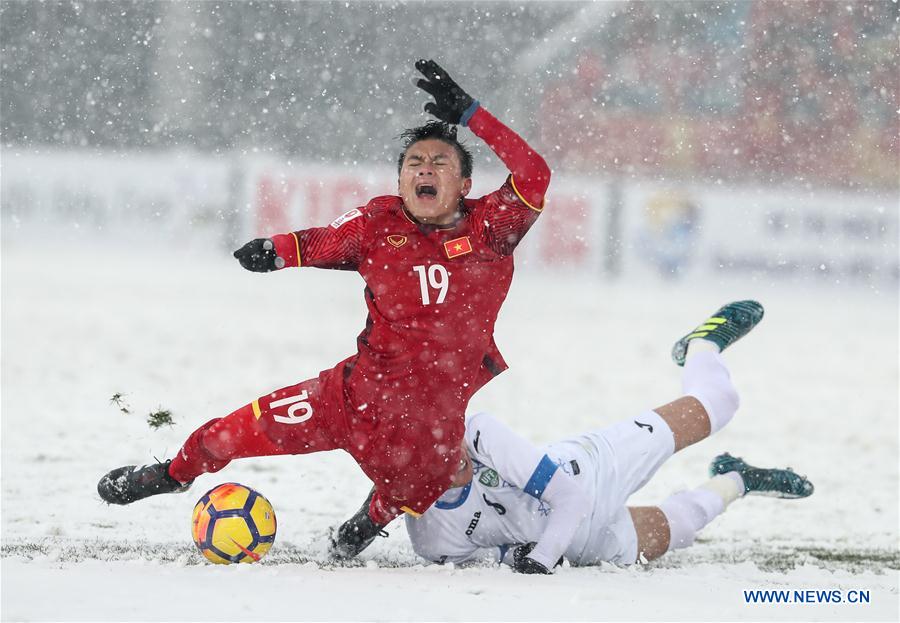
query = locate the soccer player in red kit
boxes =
[97,59,551,558]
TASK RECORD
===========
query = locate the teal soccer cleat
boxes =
[671,300,764,366]
[710,453,814,499]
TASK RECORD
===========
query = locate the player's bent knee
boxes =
[629,506,670,562]
[200,405,284,460]
[653,396,710,452]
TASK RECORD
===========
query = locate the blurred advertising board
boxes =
[4,150,895,289]
[1,150,232,245]
[618,182,898,287]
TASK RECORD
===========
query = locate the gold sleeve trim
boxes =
[400,505,422,518]
[251,400,262,420]
[291,231,301,267]
[510,175,544,213]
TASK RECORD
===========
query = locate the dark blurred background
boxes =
[3,1,897,189]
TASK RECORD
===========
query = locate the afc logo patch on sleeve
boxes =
[330,208,362,229]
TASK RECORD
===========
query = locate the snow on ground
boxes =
[2,232,898,621]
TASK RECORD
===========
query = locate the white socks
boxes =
[655,339,746,554]
[681,348,739,434]
[701,471,745,504]
[686,338,720,358]
[659,474,745,552]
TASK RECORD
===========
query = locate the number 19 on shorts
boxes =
[413,264,449,305]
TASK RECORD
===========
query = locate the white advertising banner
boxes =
[619,182,898,286]
[5,149,895,289]
[1,150,232,242]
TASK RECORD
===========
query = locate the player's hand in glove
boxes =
[233,238,285,272]
[414,59,479,125]
[511,542,559,575]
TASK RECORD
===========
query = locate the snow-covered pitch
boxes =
[2,235,897,621]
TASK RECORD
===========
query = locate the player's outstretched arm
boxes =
[232,208,367,273]
[415,59,550,210]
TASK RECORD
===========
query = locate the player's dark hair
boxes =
[397,121,473,178]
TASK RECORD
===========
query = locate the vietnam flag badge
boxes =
[444,236,473,259]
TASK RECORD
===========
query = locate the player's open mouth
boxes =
[415,184,438,198]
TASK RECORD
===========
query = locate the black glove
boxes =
[233,238,284,272]
[414,59,477,125]
[511,542,554,575]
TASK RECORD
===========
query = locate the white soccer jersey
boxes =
[406,352,729,569]
[405,409,676,568]
[405,412,597,569]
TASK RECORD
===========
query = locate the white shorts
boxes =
[559,410,675,566]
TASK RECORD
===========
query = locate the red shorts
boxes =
[250,367,347,455]
[248,360,463,517]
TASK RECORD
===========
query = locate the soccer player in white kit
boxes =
[405,300,814,574]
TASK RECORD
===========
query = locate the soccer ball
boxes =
[191,482,277,564]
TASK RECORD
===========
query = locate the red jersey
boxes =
[269,106,550,514]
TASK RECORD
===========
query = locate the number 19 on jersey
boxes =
[413,264,449,305]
